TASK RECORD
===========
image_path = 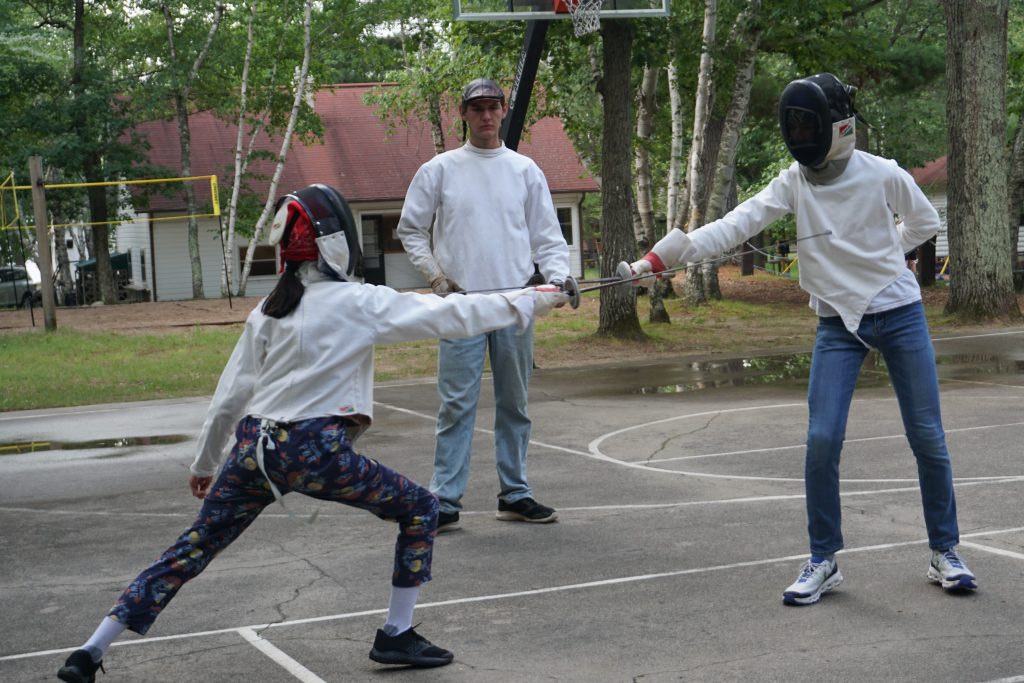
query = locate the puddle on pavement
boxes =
[936,353,1024,377]
[633,354,814,394]
[0,434,190,456]
[550,349,1023,396]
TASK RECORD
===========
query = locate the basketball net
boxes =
[561,0,601,37]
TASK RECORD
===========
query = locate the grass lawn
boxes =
[0,267,1016,412]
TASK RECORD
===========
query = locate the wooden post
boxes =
[28,156,57,331]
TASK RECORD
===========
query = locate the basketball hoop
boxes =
[556,0,602,37]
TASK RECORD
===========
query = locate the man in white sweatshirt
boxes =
[397,78,571,532]
[621,73,977,606]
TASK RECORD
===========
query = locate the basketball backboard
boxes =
[453,0,670,22]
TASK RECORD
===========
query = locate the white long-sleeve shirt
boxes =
[654,151,939,335]
[397,141,570,291]
[191,272,530,476]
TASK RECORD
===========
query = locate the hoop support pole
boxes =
[501,20,549,152]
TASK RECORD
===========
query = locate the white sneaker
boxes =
[783,557,843,605]
[927,547,977,591]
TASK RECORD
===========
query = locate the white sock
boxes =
[82,616,126,662]
[383,585,419,636]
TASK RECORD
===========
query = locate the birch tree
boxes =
[680,0,716,305]
[221,0,259,297]
[237,0,314,295]
[634,65,658,246]
[699,0,762,301]
[665,60,685,235]
[161,0,227,299]
[942,0,1020,319]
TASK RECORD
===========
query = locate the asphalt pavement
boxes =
[2,327,1023,682]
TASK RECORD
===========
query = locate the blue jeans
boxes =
[805,303,959,556]
[430,323,534,513]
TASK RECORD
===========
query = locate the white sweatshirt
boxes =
[651,151,939,335]
[397,142,570,291]
[190,272,531,476]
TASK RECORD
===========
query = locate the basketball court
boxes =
[3,3,1022,682]
[2,327,1023,682]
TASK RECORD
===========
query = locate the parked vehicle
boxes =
[0,265,41,308]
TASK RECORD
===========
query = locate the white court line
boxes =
[959,540,1024,562]
[933,376,1024,390]
[976,677,1024,683]
[646,420,1024,464]
[377,401,1024,484]
[237,627,327,683]
[932,329,1024,342]
[3,476,1023,522]
[0,406,135,423]
[7,524,1024,666]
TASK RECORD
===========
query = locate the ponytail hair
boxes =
[261,260,305,318]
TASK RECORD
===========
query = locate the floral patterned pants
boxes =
[109,415,438,635]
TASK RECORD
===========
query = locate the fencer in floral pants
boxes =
[108,415,438,635]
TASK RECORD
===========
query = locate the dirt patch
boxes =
[0,296,261,334]
[0,266,1017,336]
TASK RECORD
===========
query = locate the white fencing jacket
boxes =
[397,141,570,291]
[651,151,939,335]
[191,272,530,476]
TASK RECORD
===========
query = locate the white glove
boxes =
[617,228,698,287]
[616,258,656,287]
[532,285,570,317]
[430,274,463,297]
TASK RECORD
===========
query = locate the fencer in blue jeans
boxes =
[431,322,535,514]
[621,73,977,606]
[806,303,959,557]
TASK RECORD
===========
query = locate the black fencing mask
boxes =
[778,73,856,169]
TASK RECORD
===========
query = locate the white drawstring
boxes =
[256,419,319,525]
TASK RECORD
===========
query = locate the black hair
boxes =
[261,260,305,319]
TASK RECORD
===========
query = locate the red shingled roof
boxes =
[134,83,597,211]
[909,156,947,190]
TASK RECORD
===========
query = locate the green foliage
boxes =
[0,0,1012,279]
[361,0,522,145]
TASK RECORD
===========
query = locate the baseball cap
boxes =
[461,78,505,104]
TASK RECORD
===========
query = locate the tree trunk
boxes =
[942,0,1020,319]
[684,116,723,303]
[919,236,937,287]
[596,20,644,340]
[665,61,684,237]
[174,91,205,299]
[701,0,762,301]
[681,0,717,305]
[239,0,313,295]
[51,225,74,305]
[223,0,259,297]
[683,0,717,234]
[635,65,658,246]
[72,0,116,305]
[429,92,446,156]
[162,1,225,300]
[706,1,761,223]
[1008,113,1024,290]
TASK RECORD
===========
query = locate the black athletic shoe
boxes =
[496,497,558,523]
[57,649,104,683]
[436,510,461,533]
[368,627,454,668]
